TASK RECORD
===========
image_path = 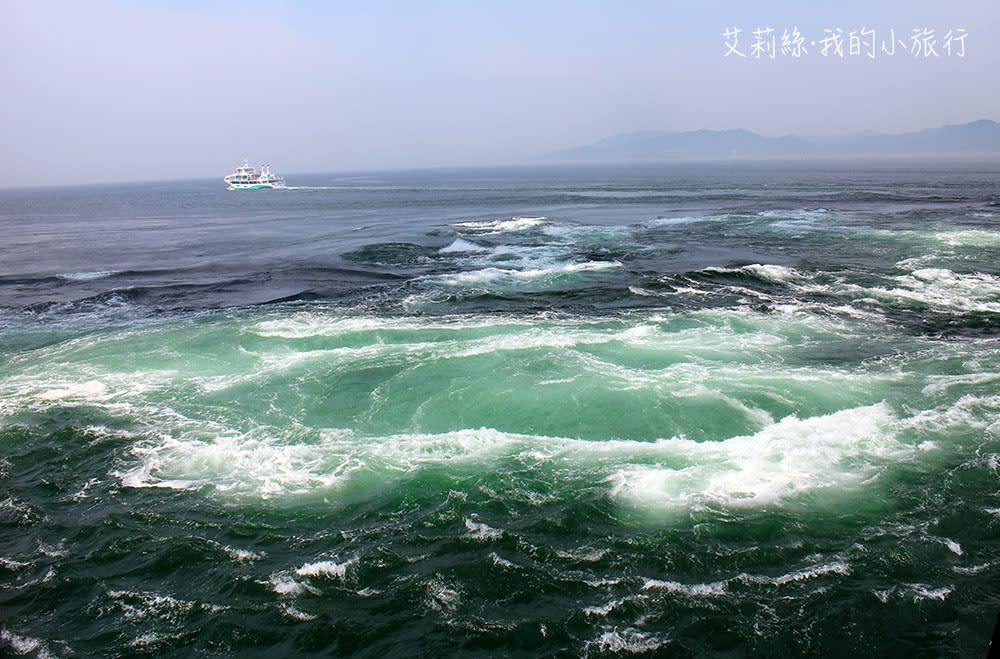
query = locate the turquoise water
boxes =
[1,164,999,655]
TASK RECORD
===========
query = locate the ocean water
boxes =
[1,162,999,656]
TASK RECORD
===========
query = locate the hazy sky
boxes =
[3,1,999,186]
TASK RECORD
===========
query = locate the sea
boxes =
[1,162,999,657]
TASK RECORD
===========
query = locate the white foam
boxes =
[583,596,643,616]
[555,546,610,562]
[608,404,903,511]
[37,380,107,401]
[270,574,303,596]
[628,285,659,297]
[930,228,1000,247]
[250,312,537,339]
[488,552,517,568]
[641,578,727,596]
[906,583,953,601]
[36,541,68,559]
[585,627,666,654]
[701,263,806,285]
[583,578,624,588]
[57,270,120,281]
[451,243,575,274]
[221,545,263,562]
[116,424,524,500]
[105,589,198,623]
[464,517,502,540]
[433,260,621,289]
[874,581,953,604]
[423,579,462,612]
[115,464,201,491]
[741,264,805,283]
[922,372,1000,396]
[0,497,36,525]
[894,268,1000,312]
[439,238,489,254]
[937,538,963,556]
[758,208,829,220]
[127,631,189,651]
[0,557,31,570]
[953,563,990,575]
[280,603,318,621]
[900,393,1000,438]
[0,630,50,657]
[839,268,1000,313]
[645,214,731,226]
[268,572,319,597]
[642,560,847,597]
[454,216,546,233]
[765,560,851,585]
[294,557,356,581]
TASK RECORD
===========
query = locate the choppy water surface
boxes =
[2,163,1000,656]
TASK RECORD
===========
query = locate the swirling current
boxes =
[1,163,999,656]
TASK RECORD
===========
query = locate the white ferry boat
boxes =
[224,160,286,190]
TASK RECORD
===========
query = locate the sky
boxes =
[3,0,999,186]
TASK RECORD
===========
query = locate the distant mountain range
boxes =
[544,120,1000,162]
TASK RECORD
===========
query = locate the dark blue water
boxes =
[2,162,1000,656]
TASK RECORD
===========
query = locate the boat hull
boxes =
[227,184,280,190]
